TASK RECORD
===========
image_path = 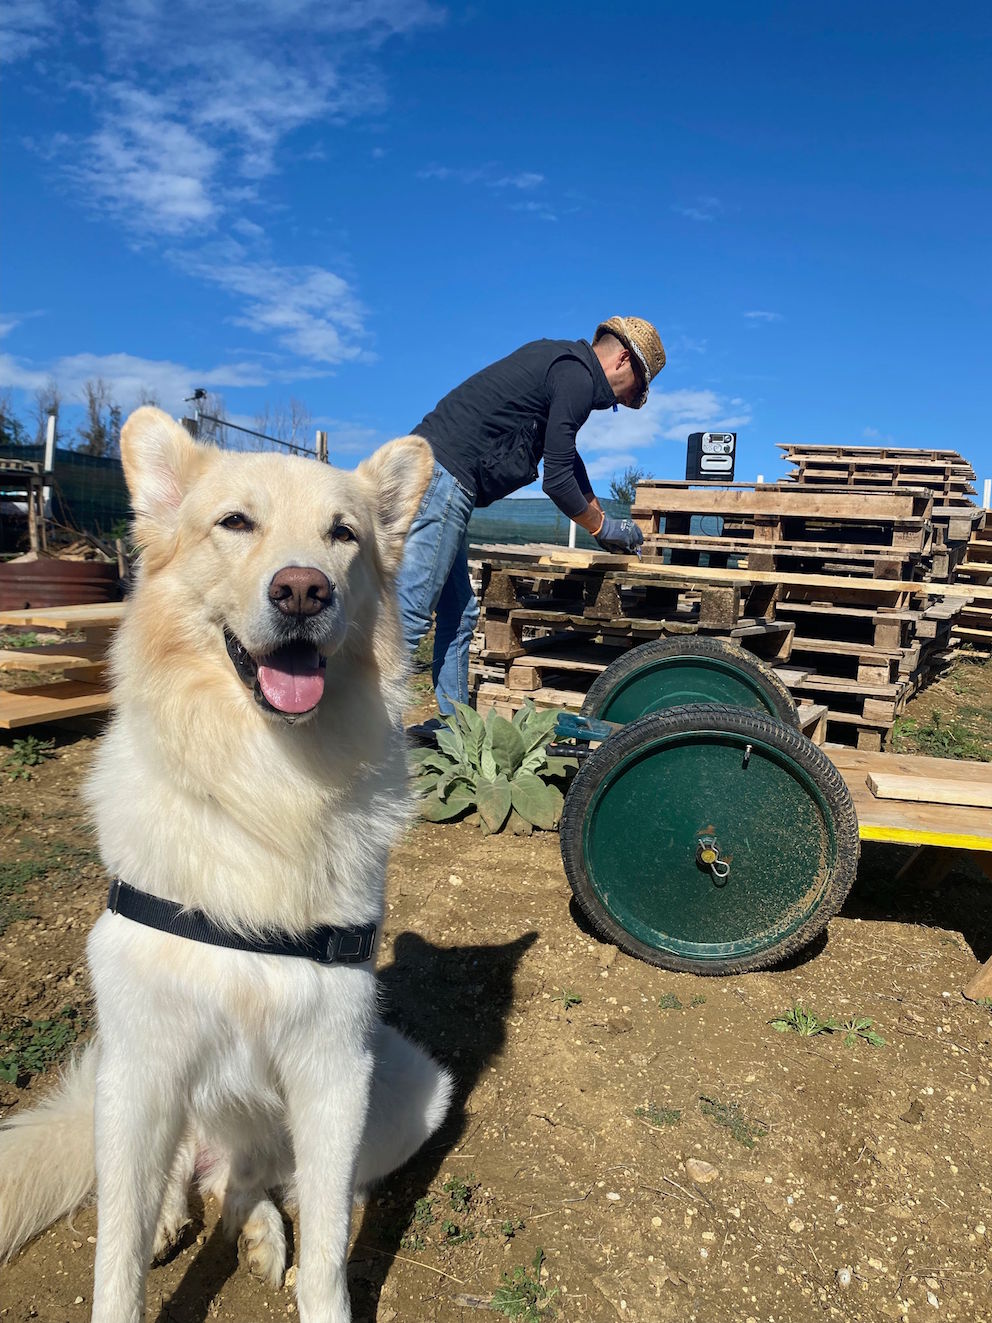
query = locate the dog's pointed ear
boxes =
[356,435,434,572]
[120,407,210,534]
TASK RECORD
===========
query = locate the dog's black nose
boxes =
[268,566,333,618]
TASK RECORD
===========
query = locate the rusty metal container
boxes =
[0,558,122,612]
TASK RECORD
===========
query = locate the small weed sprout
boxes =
[0,1007,82,1083]
[837,1016,886,1048]
[770,1005,885,1048]
[699,1096,769,1148]
[5,736,56,781]
[770,1005,836,1037]
[491,1248,557,1320]
[657,992,683,1010]
[552,988,581,1011]
[635,1103,682,1127]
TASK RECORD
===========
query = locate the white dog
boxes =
[0,408,452,1322]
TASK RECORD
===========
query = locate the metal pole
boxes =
[568,519,577,548]
[43,413,56,510]
[984,478,991,509]
[316,430,328,463]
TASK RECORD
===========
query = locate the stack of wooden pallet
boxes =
[469,546,805,715]
[467,545,978,748]
[950,511,992,646]
[778,443,983,579]
[627,479,966,749]
[631,480,934,579]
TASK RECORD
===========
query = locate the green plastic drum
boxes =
[581,637,799,728]
[560,704,860,975]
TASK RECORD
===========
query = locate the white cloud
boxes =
[419,162,554,216]
[12,2,446,368]
[862,426,894,442]
[743,310,784,323]
[0,0,58,64]
[0,350,269,415]
[74,85,220,235]
[0,316,20,339]
[672,196,723,222]
[178,251,369,364]
[578,388,752,453]
[585,452,640,481]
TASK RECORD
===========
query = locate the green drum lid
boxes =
[592,655,783,725]
[580,729,838,962]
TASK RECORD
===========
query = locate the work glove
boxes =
[594,514,645,555]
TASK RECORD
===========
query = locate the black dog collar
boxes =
[107,879,376,966]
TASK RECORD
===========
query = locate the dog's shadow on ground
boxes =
[151,929,533,1322]
[348,929,536,1319]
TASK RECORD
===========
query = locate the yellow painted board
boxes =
[859,825,992,852]
[829,746,992,851]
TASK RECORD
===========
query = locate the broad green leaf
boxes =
[453,701,486,765]
[520,706,560,753]
[476,774,512,833]
[420,790,473,821]
[511,699,535,729]
[480,746,498,781]
[436,726,465,763]
[439,771,476,802]
[506,808,534,836]
[488,714,526,774]
[510,771,563,830]
[410,750,455,775]
[521,748,547,773]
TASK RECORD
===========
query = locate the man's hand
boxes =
[594,514,645,555]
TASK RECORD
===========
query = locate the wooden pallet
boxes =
[0,679,113,729]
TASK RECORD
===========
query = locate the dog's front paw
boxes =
[237,1201,287,1288]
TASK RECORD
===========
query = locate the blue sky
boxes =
[2,1,990,492]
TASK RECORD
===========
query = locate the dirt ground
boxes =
[2,662,992,1322]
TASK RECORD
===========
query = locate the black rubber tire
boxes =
[580,636,800,729]
[559,703,860,976]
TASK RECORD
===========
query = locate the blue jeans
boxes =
[397,461,480,716]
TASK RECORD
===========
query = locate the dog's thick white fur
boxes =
[0,409,452,1322]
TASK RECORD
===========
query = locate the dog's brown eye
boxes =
[219,512,254,532]
[331,524,357,543]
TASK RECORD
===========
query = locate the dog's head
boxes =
[119,407,433,723]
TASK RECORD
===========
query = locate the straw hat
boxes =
[593,316,666,408]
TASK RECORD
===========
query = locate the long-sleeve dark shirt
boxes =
[411,338,617,514]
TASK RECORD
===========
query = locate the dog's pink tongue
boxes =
[257,644,325,713]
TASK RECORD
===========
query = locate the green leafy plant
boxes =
[635,1103,682,1127]
[5,735,56,781]
[491,1248,557,1320]
[552,988,581,1011]
[0,631,40,649]
[443,1174,476,1214]
[400,1195,436,1249]
[769,1005,836,1037]
[892,709,989,762]
[411,701,577,834]
[699,1096,769,1148]
[770,1005,885,1048]
[441,1217,474,1245]
[500,1218,525,1239]
[837,1016,886,1048]
[658,992,684,1010]
[0,1007,82,1083]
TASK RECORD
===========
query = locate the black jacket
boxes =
[411,338,617,512]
